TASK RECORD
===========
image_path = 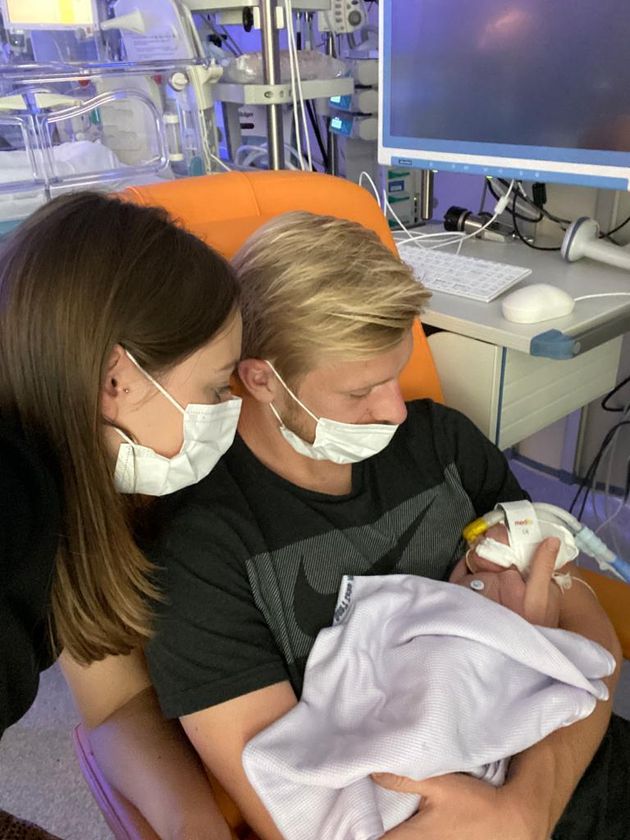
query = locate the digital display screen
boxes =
[380,0,630,188]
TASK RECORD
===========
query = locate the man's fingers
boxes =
[523,537,560,624]
[372,772,423,794]
[371,772,465,797]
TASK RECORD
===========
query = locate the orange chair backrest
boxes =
[121,171,442,403]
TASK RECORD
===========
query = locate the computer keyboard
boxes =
[397,241,532,303]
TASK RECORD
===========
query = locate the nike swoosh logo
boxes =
[294,497,436,637]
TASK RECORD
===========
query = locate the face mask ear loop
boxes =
[265,359,319,422]
[114,427,134,445]
[269,402,286,428]
[125,349,186,416]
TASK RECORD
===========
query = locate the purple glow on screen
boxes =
[388,0,630,153]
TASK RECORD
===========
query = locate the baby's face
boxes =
[448,522,527,615]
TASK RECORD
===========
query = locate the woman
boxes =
[0,416,64,840]
[0,191,242,839]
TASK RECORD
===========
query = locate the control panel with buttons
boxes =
[318,0,367,34]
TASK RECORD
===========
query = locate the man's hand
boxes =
[373,771,548,840]
[450,536,562,627]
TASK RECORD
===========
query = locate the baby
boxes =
[449,499,582,627]
[242,505,609,840]
[448,524,562,626]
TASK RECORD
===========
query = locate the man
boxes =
[146,212,626,840]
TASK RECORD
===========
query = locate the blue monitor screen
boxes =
[379,0,630,190]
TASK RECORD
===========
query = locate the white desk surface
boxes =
[400,234,630,356]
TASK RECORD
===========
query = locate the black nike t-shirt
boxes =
[0,420,59,737]
[146,400,525,718]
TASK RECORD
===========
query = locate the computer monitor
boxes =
[379,0,630,191]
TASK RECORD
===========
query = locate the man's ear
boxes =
[238,358,278,403]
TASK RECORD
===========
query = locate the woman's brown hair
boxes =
[0,191,239,663]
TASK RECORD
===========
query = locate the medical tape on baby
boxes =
[266,360,319,422]
[474,537,574,591]
[471,499,541,574]
[472,538,522,570]
[501,500,580,571]
[499,501,542,565]
[474,503,578,589]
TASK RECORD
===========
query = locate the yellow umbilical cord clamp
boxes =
[462,517,490,543]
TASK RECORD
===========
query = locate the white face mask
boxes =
[113,351,241,495]
[267,361,399,465]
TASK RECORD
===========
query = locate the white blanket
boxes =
[243,574,615,840]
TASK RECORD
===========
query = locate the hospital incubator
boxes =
[0,0,223,234]
[0,0,366,214]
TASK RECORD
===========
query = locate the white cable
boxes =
[285,0,312,170]
[478,178,490,215]
[285,143,310,169]
[530,503,581,533]
[241,149,301,171]
[283,0,305,169]
[425,180,516,251]
[383,194,465,250]
[383,192,408,234]
[197,107,231,173]
[596,457,630,538]
[573,293,630,302]
[385,180,515,253]
[236,144,266,167]
[596,402,630,557]
[358,170,381,208]
[235,142,307,170]
[395,230,468,242]
[383,194,429,244]
[489,178,542,222]
[594,418,617,531]
[208,150,232,172]
[284,0,306,169]
[594,402,629,532]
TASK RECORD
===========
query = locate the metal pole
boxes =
[326,31,338,175]
[419,169,434,221]
[259,0,285,169]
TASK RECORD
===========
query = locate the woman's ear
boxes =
[100,344,131,421]
[237,358,278,403]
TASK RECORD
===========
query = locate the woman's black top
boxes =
[0,419,60,737]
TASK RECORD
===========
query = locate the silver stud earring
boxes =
[123,387,130,394]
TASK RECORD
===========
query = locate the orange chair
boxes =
[121,170,443,405]
[74,170,628,839]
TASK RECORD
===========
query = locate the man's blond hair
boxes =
[233,211,431,383]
